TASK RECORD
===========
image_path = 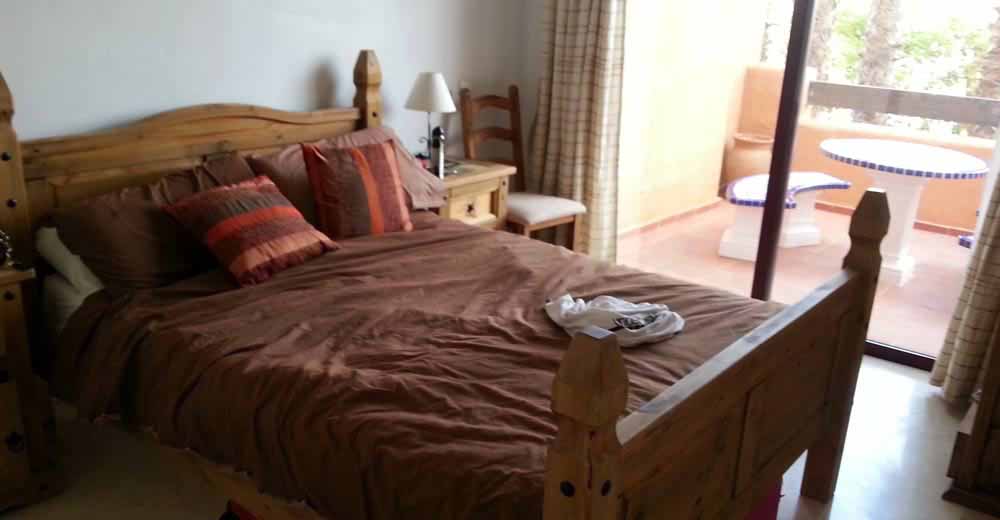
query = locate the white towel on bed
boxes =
[544,294,685,348]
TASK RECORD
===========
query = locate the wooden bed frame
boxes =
[0,50,889,519]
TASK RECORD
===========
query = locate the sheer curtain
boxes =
[932,132,1000,402]
[529,0,627,262]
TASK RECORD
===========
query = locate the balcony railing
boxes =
[807,81,1000,127]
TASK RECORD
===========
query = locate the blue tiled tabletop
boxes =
[821,139,988,180]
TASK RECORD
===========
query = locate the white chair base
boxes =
[718,192,822,262]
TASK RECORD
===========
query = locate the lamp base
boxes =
[431,160,459,178]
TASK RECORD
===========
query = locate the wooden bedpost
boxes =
[801,188,889,501]
[0,72,31,258]
[544,327,627,520]
[353,50,383,129]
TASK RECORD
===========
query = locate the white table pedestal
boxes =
[868,172,929,287]
[821,137,988,287]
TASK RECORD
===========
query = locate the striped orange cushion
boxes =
[302,141,414,239]
[166,177,337,286]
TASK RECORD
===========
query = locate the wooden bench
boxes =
[719,172,851,261]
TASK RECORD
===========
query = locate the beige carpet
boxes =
[6,403,225,519]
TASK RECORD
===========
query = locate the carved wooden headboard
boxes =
[0,49,383,257]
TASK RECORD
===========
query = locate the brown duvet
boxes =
[55,213,782,519]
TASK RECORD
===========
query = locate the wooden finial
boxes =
[353,50,382,129]
[843,189,890,274]
[551,327,628,426]
[544,327,627,520]
[0,72,13,121]
[0,71,31,259]
[802,188,889,501]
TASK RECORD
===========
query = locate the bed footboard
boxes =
[544,189,889,520]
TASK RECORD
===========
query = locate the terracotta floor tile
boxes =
[619,206,970,357]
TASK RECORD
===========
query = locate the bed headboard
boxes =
[0,49,383,257]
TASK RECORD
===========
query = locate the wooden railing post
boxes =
[801,189,889,501]
[353,50,382,129]
[0,72,31,258]
[544,327,628,520]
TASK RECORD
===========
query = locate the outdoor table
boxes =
[820,138,988,286]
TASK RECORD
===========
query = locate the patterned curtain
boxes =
[931,137,1000,403]
[529,0,627,262]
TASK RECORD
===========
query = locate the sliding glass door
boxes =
[617,0,1000,365]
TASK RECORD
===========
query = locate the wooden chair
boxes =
[459,85,586,251]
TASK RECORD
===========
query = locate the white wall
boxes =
[618,0,768,233]
[1,0,533,157]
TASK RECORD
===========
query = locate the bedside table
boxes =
[440,161,517,229]
[0,269,60,513]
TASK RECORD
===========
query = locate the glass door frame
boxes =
[751,0,937,371]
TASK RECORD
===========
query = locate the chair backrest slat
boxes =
[459,85,525,192]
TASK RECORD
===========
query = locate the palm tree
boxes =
[808,0,840,82]
[854,0,903,124]
[969,5,1000,138]
[808,0,840,118]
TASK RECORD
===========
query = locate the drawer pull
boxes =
[4,431,25,454]
[0,152,10,162]
[3,291,13,301]
[466,203,477,216]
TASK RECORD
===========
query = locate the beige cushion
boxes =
[506,192,586,226]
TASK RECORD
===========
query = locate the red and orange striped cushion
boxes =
[166,177,337,286]
[302,141,414,239]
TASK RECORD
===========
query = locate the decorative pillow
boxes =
[165,176,336,286]
[51,153,255,292]
[247,127,445,222]
[302,142,414,239]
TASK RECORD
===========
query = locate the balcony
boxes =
[618,63,998,358]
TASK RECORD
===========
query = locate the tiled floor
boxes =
[778,357,986,520]
[6,358,986,519]
[619,204,971,357]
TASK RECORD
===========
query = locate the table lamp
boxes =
[405,72,456,166]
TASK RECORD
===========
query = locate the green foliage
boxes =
[832,10,866,82]
[830,8,992,94]
[893,18,990,92]
[816,3,996,134]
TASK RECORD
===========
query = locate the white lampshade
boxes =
[405,72,457,113]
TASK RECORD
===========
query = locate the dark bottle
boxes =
[431,126,446,179]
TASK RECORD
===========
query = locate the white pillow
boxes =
[43,274,89,336]
[35,227,103,296]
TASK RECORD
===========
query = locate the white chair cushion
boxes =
[507,192,587,226]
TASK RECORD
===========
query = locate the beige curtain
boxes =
[931,139,1000,403]
[529,0,627,262]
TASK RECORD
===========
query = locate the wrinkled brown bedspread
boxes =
[55,213,782,519]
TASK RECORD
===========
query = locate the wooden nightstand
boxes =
[0,269,60,513]
[440,161,516,229]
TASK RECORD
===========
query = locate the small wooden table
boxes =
[441,161,516,229]
[0,268,61,514]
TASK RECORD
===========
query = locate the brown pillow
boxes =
[52,153,256,292]
[166,177,336,286]
[302,142,414,239]
[247,127,445,221]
